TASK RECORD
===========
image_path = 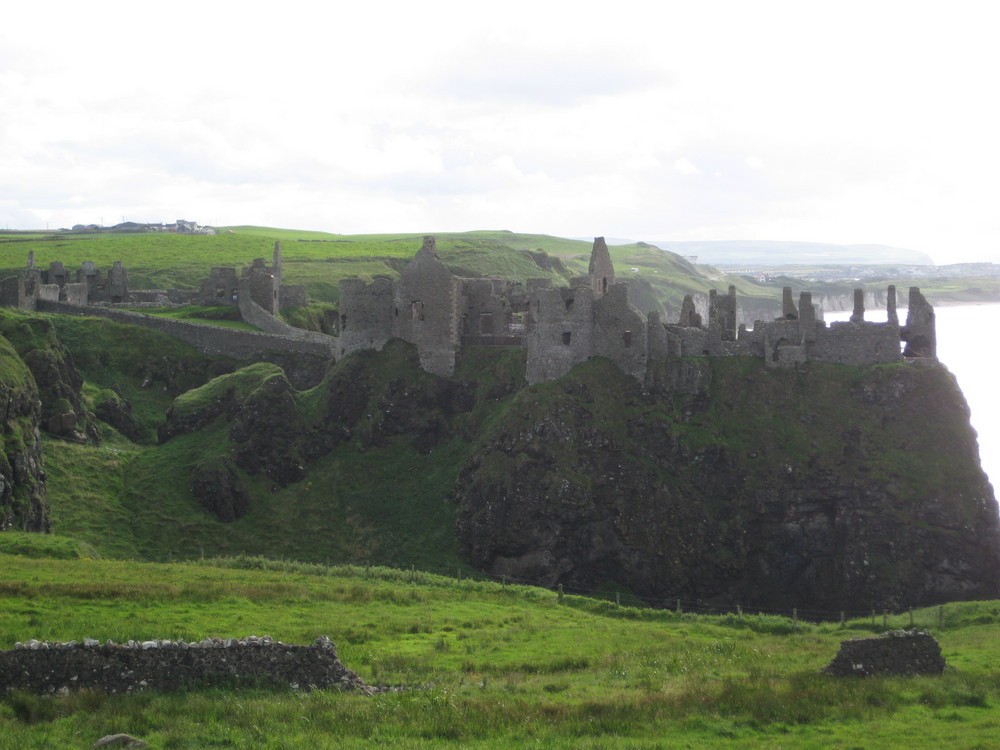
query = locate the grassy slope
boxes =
[36,336,515,568]
[3,553,1000,748]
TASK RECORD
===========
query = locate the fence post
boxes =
[793,608,798,625]
[457,568,462,583]
[676,599,682,614]
[839,611,845,627]
[502,575,507,590]
[558,583,564,602]
[939,604,944,630]
[871,609,875,627]
[616,591,621,607]
[737,604,742,618]
[882,610,888,628]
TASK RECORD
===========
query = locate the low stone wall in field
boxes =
[0,636,371,695]
[823,630,946,677]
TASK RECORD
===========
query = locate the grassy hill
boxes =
[3,550,1000,747]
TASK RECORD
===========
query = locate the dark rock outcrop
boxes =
[192,458,251,522]
[823,630,945,677]
[7,318,99,443]
[454,356,1000,612]
[0,336,49,532]
[230,371,306,485]
[94,387,143,442]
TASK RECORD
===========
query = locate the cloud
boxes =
[673,158,701,176]
[429,51,665,106]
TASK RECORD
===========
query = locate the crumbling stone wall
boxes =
[337,277,395,359]
[0,636,370,694]
[394,237,460,376]
[525,285,596,382]
[241,258,279,314]
[196,267,240,307]
[62,282,89,306]
[823,630,945,677]
[903,287,936,358]
[459,278,516,341]
[237,296,334,347]
[588,236,615,296]
[279,284,308,309]
[591,283,648,382]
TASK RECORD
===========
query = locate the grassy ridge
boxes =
[3,553,1000,747]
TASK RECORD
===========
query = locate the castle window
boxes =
[623,330,632,347]
[411,301,424,321]
[602,278,608,294]
[340,314,347,330]
[565,298,574,311]
[562,331,572,345]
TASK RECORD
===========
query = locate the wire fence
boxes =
[201,553,961,629]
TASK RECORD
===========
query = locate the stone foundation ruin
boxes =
[822,630,946,677]
[0,636,371,695]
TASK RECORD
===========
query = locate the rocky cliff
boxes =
[454,356,1000,612]
[4,303,997,612]
[0,335,48,531]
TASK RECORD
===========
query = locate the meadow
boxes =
[4,550,1000,748]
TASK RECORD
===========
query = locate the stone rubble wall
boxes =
[0,636,371,695]
[822,630,946,677]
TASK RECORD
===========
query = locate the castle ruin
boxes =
[2,235,937,383]
[337,236,936,382]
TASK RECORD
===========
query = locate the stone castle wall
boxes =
[337,277,395,359]
[238,296,334,346]
[525,285,596,382]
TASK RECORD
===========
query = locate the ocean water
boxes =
[825,304,999,490]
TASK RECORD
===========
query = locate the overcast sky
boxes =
[2,1,998,263]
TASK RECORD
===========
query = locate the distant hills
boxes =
[599,239,935,267]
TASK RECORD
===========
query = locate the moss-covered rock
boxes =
[0,335,48,531]
[455,357,1000,612]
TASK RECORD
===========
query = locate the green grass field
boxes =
[3,551,1000,748]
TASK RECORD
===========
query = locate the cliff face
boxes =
[455,357,1000,612]
[0,335,48,531]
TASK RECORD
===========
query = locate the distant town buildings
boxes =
[69,220,216,235]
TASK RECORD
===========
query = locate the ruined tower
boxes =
[588,237,615,297]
